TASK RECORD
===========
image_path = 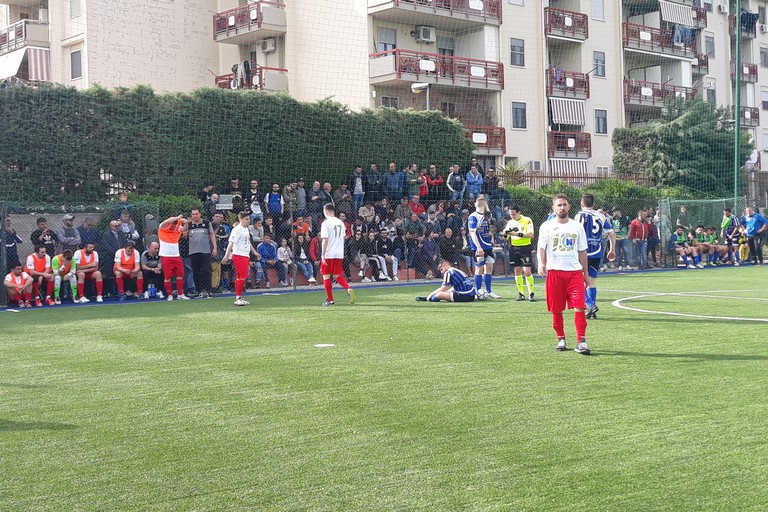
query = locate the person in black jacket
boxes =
[348,165,368,219]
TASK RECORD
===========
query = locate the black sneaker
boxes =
[586,305,599,319]
[529,293,536,302]
[415,296,429,302]
[516,293,526,301]
[556,337,567,351]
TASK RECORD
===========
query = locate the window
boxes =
[593,51,606,77]
[591,0,604,21]
[762,88,768,110]
[595,109,608,134]
[437,37,455,57]
[511,102,527,129]
[705,35,715,59]
[70,50,82,80]
[381,97,399,109]
[377,27,396,53]
[760,6,766,25]
[703,0,712,12]
[706,86,716,106]
[510,38,525,67]
[70,0,81,18]
[762,47,768,67]
[440,102,457,117]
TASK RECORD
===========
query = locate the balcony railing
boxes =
[736,106,760,127]
[465,126,505,154]
[692,6,707,28]
[731,61,758,83]
[544,7,588,41]
[373,0,502,24]
[622,23,695,59]
[729,14,757,39]
[369,49,503,89]
[213,1,286,42]
[547,132,591,159]
[623,79,696,107]
[0,19,49,55]
[692,53,709,75]
[546,68,589,99]
[214,64,288,91]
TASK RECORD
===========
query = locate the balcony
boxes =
[369,49,503,91]
[368,0,501,28]
[729,14,757,40]
[731,61,758,83]
[622,23,695,59]
[0,20,49,56]
[544,8,588,41]
[547,132,591,159]
[623,79,696,107]
[546,68,589,99]
[465,126,505,155]
[213,1,286,44]
[692,53,708,75]
[736,106,760,128]
[692,6,707,29]
[214,64,288,92]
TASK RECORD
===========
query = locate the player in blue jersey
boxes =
[573,194,615,319]
[415,260,476,302]
[741,206,768,265]
[467,195,500,299]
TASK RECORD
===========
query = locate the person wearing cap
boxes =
[114,241,144,302]
[56,214,82,254]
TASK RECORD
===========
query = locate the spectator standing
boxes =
[179,228,196,297]
[157,215,190,301]
[2,216,23,272]
[210,212,230,292]
[320,203,355,306]
[741,206,768,265]
[77,217,101,248]
[265,183,285,220]
[676,206,692,232]
[481,168,499,197]
[490,180,512,221]
[204,194,220,220]
[141,242,164,299]
[405,164,420,197]
[56,214,82,254]
[629,210,649,270]
[646,213,659,267]
[100,219,127,293]
[366,163,383,203]
[611,208,632,270]
[282,179,299,219]
[30,217,59,257]
[333,183,353,218]
[381,162,404,202]
[111,192,132,220]
[296,178,307,216]
[446,166,465,203]
[307,181,324,227]
[469,157,484,174]
[187,208,217,298]
[426,164,444,203]
[537,194,590,355]
[246,179,263,223]
[465,165,483,202]
[197,182,214,203]
[225,177,244,213]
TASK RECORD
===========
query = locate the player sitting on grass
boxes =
[672,226,697,269]
[415,260,475,303]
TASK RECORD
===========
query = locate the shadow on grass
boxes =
[595,350,768,361]
[0,419,78,432]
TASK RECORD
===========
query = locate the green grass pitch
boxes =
[2,267,768,511]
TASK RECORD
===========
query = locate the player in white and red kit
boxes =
[537,194,591,355]
[114,240,144,301]
[222,212,260,306]
[320,203,355,306]
[4,264,33,308]
[26,245,55,306]
[158,215,189,300]
[74,242,104,303]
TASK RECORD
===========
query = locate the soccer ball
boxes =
[476,290,489,301]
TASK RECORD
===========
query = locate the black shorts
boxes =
[587,257,602,273]
[452,292,475,302]
[509,245,533,267]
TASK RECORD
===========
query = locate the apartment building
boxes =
[2,0,767,176]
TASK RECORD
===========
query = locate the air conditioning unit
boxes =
[717,4,728,14]
[415,26,436,44]
[260,38,276,53]
[529,160,543,172]
[761,24,768,33]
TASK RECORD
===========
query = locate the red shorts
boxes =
[161,256,184,279]
[231,254,249,280]
[545,270,586,313]
[82,271,99,281]
[320,258,344,276]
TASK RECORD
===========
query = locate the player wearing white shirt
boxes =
[222,212,259,306]
[4,264,33,308]
[320,203,355,306]
[537,194,591,355]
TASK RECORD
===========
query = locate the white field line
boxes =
[611,292,768,322]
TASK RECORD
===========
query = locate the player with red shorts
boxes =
[320,203,355,306]
[158,215,189,300]
[75,242,104,303]
[537,194,591,355]
[4,264,33,308]
[222,211,260,306]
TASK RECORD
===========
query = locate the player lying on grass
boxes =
[415,260,476,303]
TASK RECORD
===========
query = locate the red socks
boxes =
[46,280,54,297]
[552,312,565,338]
[77,282,84,297]
[323,278,333,301]
[136,278,144,294]
[165,281,173,296]
[574,311,587,339]
[116,277,125,294]
[335,275,350,290]
[235,278,245,297]
[176,278,184,296]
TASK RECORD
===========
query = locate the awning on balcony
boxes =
[550,158,588,174]
[549,98,585,125]
[26,47,50,81]
[0,47,26,80]
[659,0,695,28]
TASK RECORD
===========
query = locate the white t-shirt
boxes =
[320,216,346,259]
[537,218,588,271]
[5,271,29,286]
[228,224,252,257]
[74,249,100,266]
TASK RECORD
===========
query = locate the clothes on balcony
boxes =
[741,11,759,32]
[672,25,694,45]
[231,60,252,89]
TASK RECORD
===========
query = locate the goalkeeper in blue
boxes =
[573,194,615,319]
[415,260,476,303]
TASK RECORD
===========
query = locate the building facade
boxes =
[1,0,767,177]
